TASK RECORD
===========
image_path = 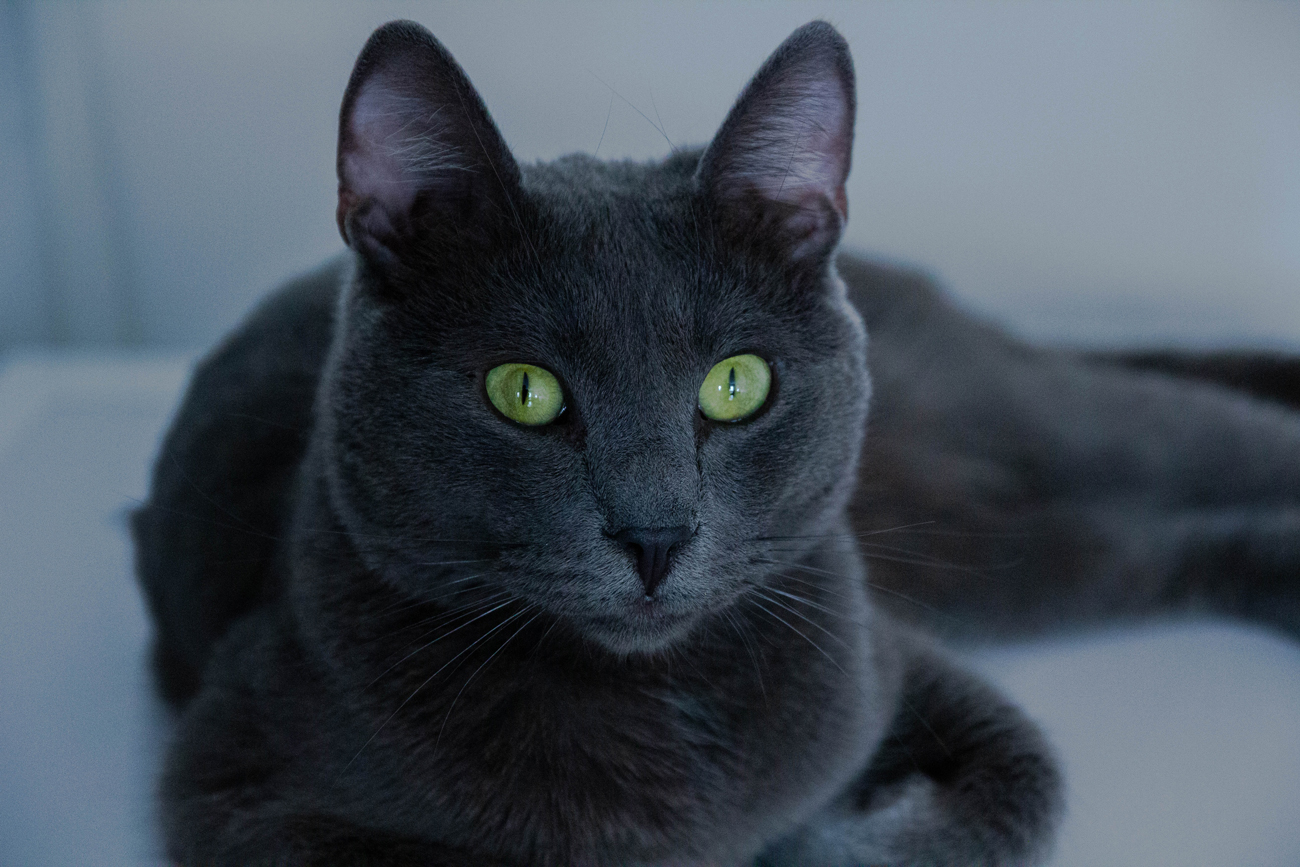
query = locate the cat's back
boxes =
[133,255,344,704]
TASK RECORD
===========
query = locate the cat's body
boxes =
[845,255,1300,641]
[134,19,1298,867]
[138,252,1061,867]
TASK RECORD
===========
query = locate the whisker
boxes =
[762,546,987,578]
[131,499,282,544]
[750,521,937,543]
[764,539,965,566]
[858,550,1002,577]
[718,607,767,702]
[751,560,855,600]
[751,588,852,651]
[756,560,968,626]
[863,582,965,624]
[437,572,499,589]
[374,590,517,644]
[744,594,846,676]
[340,604,529,775]
[753,557,853,583]
[764,550,993,580]
[161,450,265,534]
[362,596,517,691]
[593,90,614,157]
[534,617,562,653]
[762,584,861,624]
[588,71,676,152]
[648,91,674,151]
[861,541,1024,574]
[434,607,541,748]
[363,577,492,620]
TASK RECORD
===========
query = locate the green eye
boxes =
[485,363,565,426]
[698,354,771,422]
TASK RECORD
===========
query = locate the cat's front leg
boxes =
[756,633,1062,867]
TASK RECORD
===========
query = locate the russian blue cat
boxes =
[134,19,1300,866]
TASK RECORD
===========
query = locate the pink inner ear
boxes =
[707,61,853,262]
[740,73,852,221]
[341,78,424,218]
[341,75,476,225]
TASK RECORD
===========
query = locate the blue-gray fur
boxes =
[844,256,1300,641]
[132,17,1298,867]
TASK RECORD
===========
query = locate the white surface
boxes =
[0,354,187,867]
[968,629,1300,867]
[1,353,1299,866]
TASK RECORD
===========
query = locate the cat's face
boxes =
[321,21,866,654]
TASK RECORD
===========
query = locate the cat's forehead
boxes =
[522,151,700,210]
[508,156,723,322]
[444,152,834,373]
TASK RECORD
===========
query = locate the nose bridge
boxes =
[585,406,699,530]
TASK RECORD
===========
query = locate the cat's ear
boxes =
[336,21,522,267]
[697,21,855,265]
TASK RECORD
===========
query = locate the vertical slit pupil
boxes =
[521,370,530,406]
[728,366,737,399]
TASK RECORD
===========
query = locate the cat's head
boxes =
[320,20,868,655]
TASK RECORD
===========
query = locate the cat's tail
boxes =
[1094,349,1300,414]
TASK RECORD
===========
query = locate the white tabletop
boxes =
[1,353,1297,866]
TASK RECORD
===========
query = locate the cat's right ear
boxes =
[697,21,855,268]
[337,21,523,269]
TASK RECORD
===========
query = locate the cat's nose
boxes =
[611,526,694,597]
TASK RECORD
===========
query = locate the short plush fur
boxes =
[134,19,1299,867]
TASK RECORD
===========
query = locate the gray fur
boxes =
[845,256,1300,640]
[134,17,1297,867]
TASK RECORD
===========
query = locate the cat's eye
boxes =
[698,354,771,422]
[485,363,565,426]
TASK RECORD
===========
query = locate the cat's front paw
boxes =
[755,632,1062,867]
[756,776,953,867]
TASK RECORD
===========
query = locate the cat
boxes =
[132,18,1299,867]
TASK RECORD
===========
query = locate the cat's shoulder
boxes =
[201,253,346,383]
[134,254,349,704]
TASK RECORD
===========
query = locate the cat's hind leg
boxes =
[1140,505,1300,639]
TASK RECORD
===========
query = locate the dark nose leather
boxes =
[612,526,693,597]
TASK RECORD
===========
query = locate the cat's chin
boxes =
[575,604,701,656]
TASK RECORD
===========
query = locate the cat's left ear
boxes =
[697,21,854,266]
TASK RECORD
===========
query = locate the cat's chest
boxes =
[352,618,884,866]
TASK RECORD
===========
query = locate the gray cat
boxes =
[132,19,1299,866]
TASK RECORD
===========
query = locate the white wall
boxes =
[2,0,1298,350]
[0,0,48,346]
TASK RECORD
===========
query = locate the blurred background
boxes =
[1,0,1298,352]
[1,2,1299,866]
